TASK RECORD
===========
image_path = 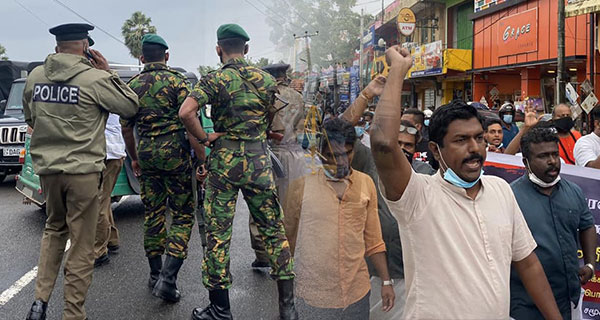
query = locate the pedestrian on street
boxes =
[510,125,597,319]
[179,24,297,320]
[93,113,126,267]
[283,117,395,319]
[23,23,139,320]
[552,103,581,164]
[248,63,307,269]
[370,45,562,319]
[574,108,600,168]
[402,108,439,169]
[122,34,200,303]
[499,102,520,147]
[484,118,506,153]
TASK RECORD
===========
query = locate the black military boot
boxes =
[26,299,47,320]
[277,279,298,320]
[147,255,162,288]
[152,255,183,302]
[191,289,233,320]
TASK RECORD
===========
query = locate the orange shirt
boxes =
[558,130,582,165]
[283,169,385,309]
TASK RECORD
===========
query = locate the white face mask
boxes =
[525,159,561,188]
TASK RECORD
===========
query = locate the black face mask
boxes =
[403,149,414,164]
[554,117,574,133]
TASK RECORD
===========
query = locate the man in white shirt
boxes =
[369,45,562,320]
[574,109,600,169]
[94,113,126,266]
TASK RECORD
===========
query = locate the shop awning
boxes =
[566,0,600,18]
[443,49,472,73]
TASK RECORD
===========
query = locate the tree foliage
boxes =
[121,12,157,60]
[264,0,369,67]
[0,44,8,61]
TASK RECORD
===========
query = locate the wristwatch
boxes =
[382,279,394,286]
[198,135,209,144]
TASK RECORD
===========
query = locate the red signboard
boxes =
[497,7,538,57]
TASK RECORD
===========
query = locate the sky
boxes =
[1,0,395,76]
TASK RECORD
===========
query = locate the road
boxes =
[0,176,280,320]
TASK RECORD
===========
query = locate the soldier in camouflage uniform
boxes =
[249,63,307,268]
[122,34,194,303]
[180,24,297,320]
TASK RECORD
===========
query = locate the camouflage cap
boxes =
[217,24,250,41]
[142,34,168,49]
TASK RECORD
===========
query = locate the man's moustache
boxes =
[462,154,484,164]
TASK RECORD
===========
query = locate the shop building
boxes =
[471,0,596,112]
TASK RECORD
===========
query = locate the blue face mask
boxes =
[355,126,366,137]
[424,119,430,127]
[502,114,513,124]
[436,143,483,189]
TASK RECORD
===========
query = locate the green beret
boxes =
[217,24,250,41]
[142,34,168,49]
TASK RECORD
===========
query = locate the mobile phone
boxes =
[85,49,94,61]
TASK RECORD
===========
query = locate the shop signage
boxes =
[582,79,594,95]
[497,8,538,57]
[566,83,580,105]
[407,40,443,78]
[397,8,416,37]
[362,25,375,48]
[581,92,599,114]
[566,0,600,18]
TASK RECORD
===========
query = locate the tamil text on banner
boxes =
[484,152,600,320]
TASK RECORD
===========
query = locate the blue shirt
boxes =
[509,175,594,320]
[502,123,520,147]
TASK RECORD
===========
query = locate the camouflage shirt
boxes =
[190,57,277,141]
[126,63,190,137]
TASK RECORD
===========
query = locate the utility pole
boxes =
[360,9,365,90]
[381,0,385,24]
[556,0,566,106]
[294,31,319,81]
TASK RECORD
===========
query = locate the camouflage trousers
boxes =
[203,140,295,289]
[138,134,195,259]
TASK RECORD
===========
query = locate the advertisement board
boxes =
[407,40,443,77]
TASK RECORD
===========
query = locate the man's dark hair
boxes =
[142,43,166,62]
[403,108,425,125]
[429,100,482,147]
[592,107,600,122]
[322,117,357,147]
[400,119,420,144]
[483,117,502,131]
[217,38,246,54]
[520,122,559,159]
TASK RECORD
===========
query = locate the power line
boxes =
[255,0,304,31]
[280,0,313,30]
[13,0,49,27]
[53,0,125,45]
[242,0,290,28]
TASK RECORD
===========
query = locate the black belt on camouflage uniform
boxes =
[213,139,267,153]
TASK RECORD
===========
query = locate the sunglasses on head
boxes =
[400,125,418,135]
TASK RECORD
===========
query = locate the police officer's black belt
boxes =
[214,139,266,152]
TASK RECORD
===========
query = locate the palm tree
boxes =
[121,12,157,61]
[0,44,8,61]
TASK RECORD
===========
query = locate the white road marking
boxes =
[0,239,71,306]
